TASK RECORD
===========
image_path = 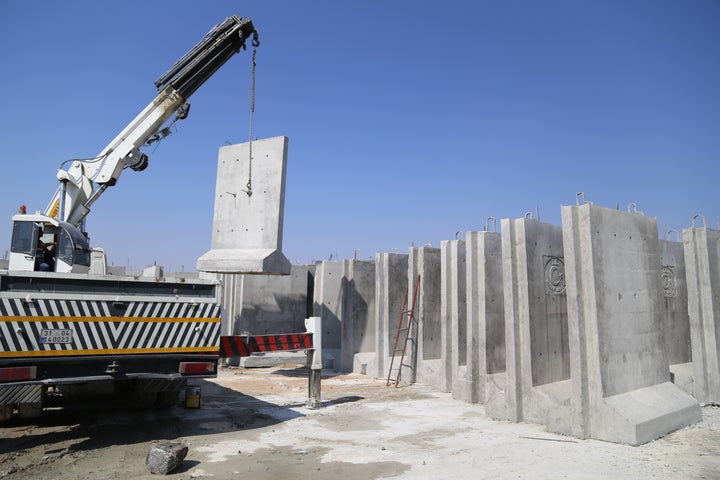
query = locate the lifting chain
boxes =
[245,46,257,197]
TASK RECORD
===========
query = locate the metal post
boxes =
[304,316,322,408]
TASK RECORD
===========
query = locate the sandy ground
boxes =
[1,364,718,480]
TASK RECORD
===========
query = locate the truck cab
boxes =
[8,214,92,273]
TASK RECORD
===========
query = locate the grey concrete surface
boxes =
[659,238,694,395]
[683,226,720,404]
[442,239,469,402]
[409,246,444,391]
[493,217,571,431]
[340,260,376,374]
[224,265,313,336]
[312,261,344,369]
[197,136,290,274]
[374,253,409,380]
[563,204,700,445]
[659,239,692,366]
[465,230,505,404]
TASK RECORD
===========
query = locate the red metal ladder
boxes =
[386,275,421,387]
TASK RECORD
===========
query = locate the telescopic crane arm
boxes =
[45,16,259,228]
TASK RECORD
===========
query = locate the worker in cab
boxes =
[36,229,57,271]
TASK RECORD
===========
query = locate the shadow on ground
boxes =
[0,377,301,457]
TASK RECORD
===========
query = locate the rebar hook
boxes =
[692,214,707,228]
[485,217,497,232]
[627,203,645,216]
[576,192,592,205]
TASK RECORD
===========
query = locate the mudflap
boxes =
[0,384,44,421]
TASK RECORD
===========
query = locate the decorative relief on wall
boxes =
[544,256,566,295]
[661,265,676,298]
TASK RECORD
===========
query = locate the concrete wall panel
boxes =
[197,136,290,274]
[313,261,343,368]
[500,217,570,427]
[563,204,700,445]
[466,231,504,404]
[683,226,720,404]
[659,239,692,367]
[374,253,409,379]
[228,265,313,335]
[341,260,376,373]
[442,240,468,401]
[409,246,444,390]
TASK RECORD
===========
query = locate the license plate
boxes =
[40,329,74,344]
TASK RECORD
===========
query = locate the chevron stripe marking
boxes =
[217,333,314,358]
[3,316,221,323]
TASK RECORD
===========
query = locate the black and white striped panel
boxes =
[0,384,42,404]
[0,298,220,319]
[0,298,221,355]
[0,319,221,353]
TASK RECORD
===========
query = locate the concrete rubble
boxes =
[145,442,189,475]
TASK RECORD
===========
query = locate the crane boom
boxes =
[44,16,259,227]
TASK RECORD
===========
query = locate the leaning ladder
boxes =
[386,274,421,387]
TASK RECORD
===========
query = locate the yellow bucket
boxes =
[184,386,201,408]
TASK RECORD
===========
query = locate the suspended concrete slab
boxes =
[197,136,291,275]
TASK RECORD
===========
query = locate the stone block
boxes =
[146,442,188,475]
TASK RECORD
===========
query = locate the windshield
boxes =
[56,222,91,267]
[11,221,37,255]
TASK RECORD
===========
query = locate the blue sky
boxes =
[0,1,718,271]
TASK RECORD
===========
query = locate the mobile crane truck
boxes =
[0,16,318,420]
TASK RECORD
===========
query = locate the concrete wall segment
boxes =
[442,239,468,401]
[312,261,343,368]
[340,259,376,373]
[465,230,505,404]
[409,246,444,390]
[659,239,691,366]
[374,253,409,379]
[197,136,290,274]
[563,203,700,444]
[683,226,720,404]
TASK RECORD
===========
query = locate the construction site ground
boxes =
[1,364,718,480]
